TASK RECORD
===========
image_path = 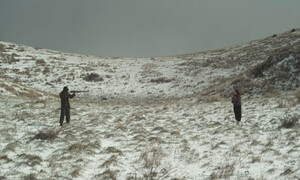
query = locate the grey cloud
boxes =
[1,0,300,57]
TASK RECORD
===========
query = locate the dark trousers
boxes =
[234,106,242,121]
[60,108,70,125]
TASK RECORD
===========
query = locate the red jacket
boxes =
[232,95,241,106]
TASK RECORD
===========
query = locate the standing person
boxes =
[59,86,75,126]
[232,89,242,125]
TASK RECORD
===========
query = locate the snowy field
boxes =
[0,94,299,179]
[0,28,300,179]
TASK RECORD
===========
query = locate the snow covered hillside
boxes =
[1,28,299,102]
[0,28,299,179]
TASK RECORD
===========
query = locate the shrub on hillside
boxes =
[83,73,104,82]
[24,174,38,180]
[150,77,175,83]
[135,144,170,179]
[69,143,85,152]
[32,130,57,141]
[18,154,42,167]
[280,114,299,128]
[71,168,81,178]
[210,162,236,179]
[36,59,46,65]
[93,169,117,180]
[0,44,6,52]
[43,66,50,74]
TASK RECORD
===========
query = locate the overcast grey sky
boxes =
[1,0,300,57]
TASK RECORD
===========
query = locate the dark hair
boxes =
[63,86,69,92]
[235,89,240,95]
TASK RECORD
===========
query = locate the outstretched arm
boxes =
[69,93,75,98]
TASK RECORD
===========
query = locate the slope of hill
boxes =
[1,28,299,102]
[0,28,299,180]
[201,32,300,99]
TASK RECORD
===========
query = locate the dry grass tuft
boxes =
[83,73,104,82]
[69,143,86,152]
[104,146,123,155]
[24,174,38,180]
[133,144,171,179]
[43,66,50,74]
[93,169,117,180]
[0,155,12,162]
[116,124,127,131]
[35,59,46,65]
[211,141,226,150]
[0,44,6,52]
[206,94,224,102]
[0,176,7,180]
[170,131,180,136]
[280,168,293,176]
[3,141,21,152]
[280,114,299,128]
[101,155,118,168]
[210,162,236,180]
[150,77,175,83]
[18,154,42,167]
[85,140,102,151]
[33,130,57,141]
[250,139,261,146]
[251,156,261,163]
[148,136,165,144]
[71,168,81,178]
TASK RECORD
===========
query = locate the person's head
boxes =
[63,86,69,92]
[234,89,240,95]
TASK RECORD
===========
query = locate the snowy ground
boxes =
[0,28,300,179]
[0,94,299,179]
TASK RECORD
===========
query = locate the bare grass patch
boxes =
[69,143,86,152]
[18,154,42,167]
[83,73,104,82]
[100,155,118,168]
[251,156,261,163]
[150,77,175,83]
[35,59,46,66]
[210,162,236,180]
[280,114,299,128]
[24,174,38,180]
[132,144,171,180]
[32,130,57,141]
[93,169,117,180]
[3,141,21,152]
[0,155,12,163]
[104,146,123,155]
[71,168,81,178]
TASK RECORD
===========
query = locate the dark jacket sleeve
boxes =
[69,93,75,98]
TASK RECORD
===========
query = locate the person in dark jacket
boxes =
[59,86,75,126]
[232,89,242,125]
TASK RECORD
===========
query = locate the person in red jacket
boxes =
[232,89,242,125]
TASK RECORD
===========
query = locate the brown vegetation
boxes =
[83,73,104,82]
[210,162,236,179]
[280,115,299,128]
[150,77,175,83]
[33,130,57,141]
